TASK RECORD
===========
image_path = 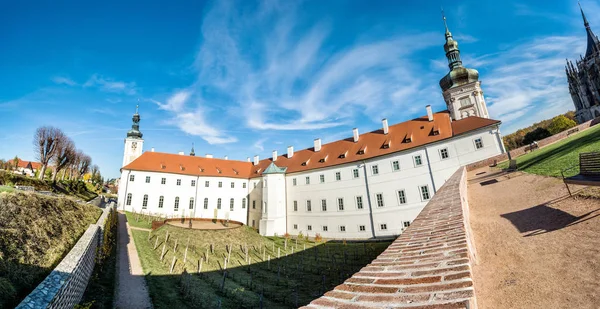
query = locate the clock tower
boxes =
[123,105,144,167]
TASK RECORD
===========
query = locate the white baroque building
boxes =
[117,21,506,239]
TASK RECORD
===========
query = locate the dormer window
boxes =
[319,155,328,163]
[179,164,185,171]
[160,163,166,169]
[216,168,222,174]
[403,134,412,143]
[338,151,347,159]
[357,146,367,155]
[382,140,391,149]
[232,168,239,175]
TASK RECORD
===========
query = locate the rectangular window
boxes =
[142,194,148,209]
[322,226,328,232]
[253,182,257,188]
[161,177,166,184]
[392,160,400,171]
[189,197,194,209]
[218,181,222,188]
[126,193,132,205]
[158,196,164,208]
[252,200,256,209]
[337,198,344,211]
[339,225,346,232]
[321,199,327,211]
[403,221,411,228]
[353,169,359,178]
[372,165,379,175]
[307,225,312,231]
[243,182,247,188]
[474,138,484,149]
[306,200,312,212]
[203,198,208,209]
[376,193,384,207]
[293,178,297,186]
[191,180,196,187]
[356,196,363,209]
[397,190,407,204]
[319,174,325,183]
[293,224,298,230]
[440,148,449,159]
[293,201,298,212]
[230,198,234,211]
[335,172,341,181]
[414,155,423,166]
[305,176,310,185]
[176,179,181,186]
[205,181,209,187]
[145,176,151,183]
[231,182,235,188]
[217,198,222,209]
[359,225,366,232]
[242,198,246,209]
[174,197,180,211]
[380,223,387,230]
[420,185,431,201]
[129,175,135,182]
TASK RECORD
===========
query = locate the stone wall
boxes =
[16,202,115,309]
[466,117,600,171]
[302,167,477,308]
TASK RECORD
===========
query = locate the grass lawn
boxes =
[0,185,14,193]
[132,224,391,308]
[125,211,163,229]
[498,124,600,177]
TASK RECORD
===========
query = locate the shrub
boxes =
[547,115,577,135]
[0,277,16,308]
[314,233,323,243]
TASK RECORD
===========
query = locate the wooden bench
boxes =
[562,152,600,196]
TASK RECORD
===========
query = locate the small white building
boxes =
[117,20,506,239]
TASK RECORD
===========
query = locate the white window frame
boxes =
[218,181,223,188]
[420,185,431,201]
[335,172,341,181]
[306,200,312,212]
[243,182,247,188]
[145,176,151,183]
[126,193,132,205]
[414,155,423,166]
[371,165,379,175]
[191,180,196,187]
[203,198,208,209]
[376,193,384,207]
[205,181,209,187]
[293,201,298,212]
[293,178,297,186]
[322,225,328,232]
[380,223,387,231]
[230,198,234,211]
[321,199,327,211]
[355,196,363,210]
[242,198,246,209]
[293,224,298,230]
[189,197,194,209]
[319,174,325,183]
[439,148,449,160]
[129,175,135,182]
[174,197,180,211]
[403,221,411,228]
[231,182,235,188]
[339,225,346,232]
[176,179,181,186]
[158,196,164,208]
[474,137,484,150]
[217,198,222,209]
[359,225,366,232]
[142,194,148,209]
[305,176,310,185]
[307,225,312,231]
[337,197,344,211]
[397,190,407,205]
[161,177,166,185]
[392,160,400,171]
[352,169,359,178]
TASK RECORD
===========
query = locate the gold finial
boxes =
[442,7,450,34]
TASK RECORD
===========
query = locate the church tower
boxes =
[439,14,490,121]
[122,105,144,167]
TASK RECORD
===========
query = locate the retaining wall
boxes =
[16,201,115,309]
[466,117,600,171]
[302,167,477,309]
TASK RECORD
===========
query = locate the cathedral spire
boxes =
[579,1,600,57]
[441,11,463,70]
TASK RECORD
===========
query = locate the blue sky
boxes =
[0,0,597,178]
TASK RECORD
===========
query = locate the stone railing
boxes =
[302,167,477,308]
[16,202,116,309]
[466,117,600,171]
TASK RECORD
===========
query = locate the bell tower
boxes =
[439,13,490,120]
[123,105,144,167]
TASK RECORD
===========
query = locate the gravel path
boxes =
[468,167,600,309]
[114,212,153,309]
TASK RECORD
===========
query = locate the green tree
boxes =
[12,156,19,171]
[523,127,551,145]
[547,115,577,135]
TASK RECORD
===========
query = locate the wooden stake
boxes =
[161,242,167,261]
[170,256,177,273]
[154,236,159,249]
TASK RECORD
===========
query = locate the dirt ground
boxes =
[166,219,243,230]
[468,167,600,309]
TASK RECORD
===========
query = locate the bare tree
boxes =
[77,153,92,180]
[52,137,76,181]
[34,126,64,180]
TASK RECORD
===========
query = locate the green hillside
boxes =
[0,191,101,308]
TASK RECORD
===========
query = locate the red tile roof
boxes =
[16,159,42,170]
[122,112,500,178]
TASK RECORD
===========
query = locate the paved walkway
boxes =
[115,212,153,309]
[468,167,600,309]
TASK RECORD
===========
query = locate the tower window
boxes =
[306,200,312,212]
[459,97,471,107]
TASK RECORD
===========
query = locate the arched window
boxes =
[242,198,246,209]
[217,198,222,209]
[230,198,234,211]
[142,194,148,209]
[174,197,180,211]
[189,197,194,210]
[203,198,208,209]
[126,193,132,206]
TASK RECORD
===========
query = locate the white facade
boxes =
[443,81,489,121]
[123,138,143,167]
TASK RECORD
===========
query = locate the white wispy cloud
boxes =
[83,74,137,95]
[51,76,77,86]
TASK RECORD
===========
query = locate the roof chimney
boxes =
[224,155,228,160]
[287,146,294,158]
[206,154,213,158]
[382,118,389,135]
[353,128,359,143]
[272,150,277,161]
[247,157,251,162]
[426,105,433,122]
[178,151,185,155]
[314,138,321,152]
[151,147,155,152]
[254,155,259,165]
